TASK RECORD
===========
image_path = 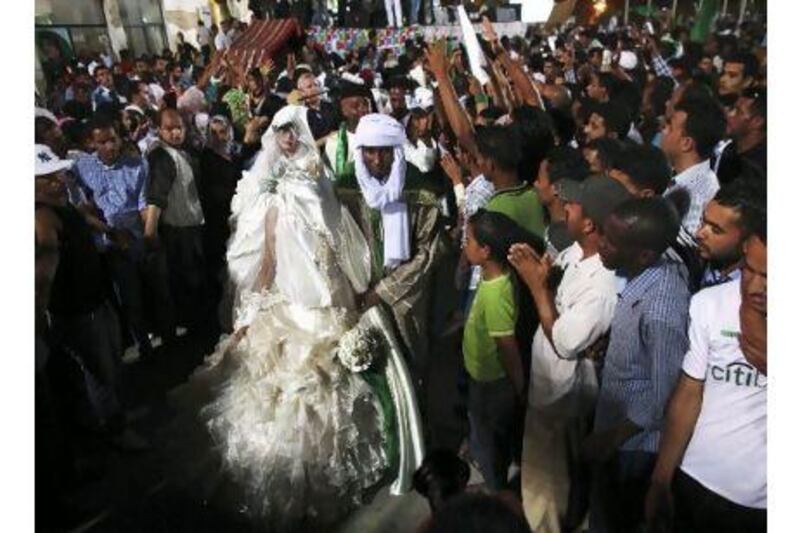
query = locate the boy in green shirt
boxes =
[461,209,529,491]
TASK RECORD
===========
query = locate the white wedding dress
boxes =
[166,107,423,532]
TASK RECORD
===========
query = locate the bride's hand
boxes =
[225,326,249,355]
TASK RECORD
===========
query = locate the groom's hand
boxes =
[360,290,382,311]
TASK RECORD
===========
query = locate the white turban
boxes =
[353,114,410,269]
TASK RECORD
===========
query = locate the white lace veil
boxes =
[226,105,371,328]
[230,105,317,219]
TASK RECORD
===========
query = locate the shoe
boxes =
[148,333,163,349]
[176,326,188,337]
[122,345,141,364]
[108,428,151,453]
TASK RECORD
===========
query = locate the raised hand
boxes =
[260,57,275,77]
[482,15,499,44]
[424,40,449,79]
[467,75,483,96]
[441,152,464,187]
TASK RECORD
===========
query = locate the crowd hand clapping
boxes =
[440,152,464,187]
[508,244,552,294]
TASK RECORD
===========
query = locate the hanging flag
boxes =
[690,0,720,42]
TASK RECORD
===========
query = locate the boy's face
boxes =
[463,223,489,266]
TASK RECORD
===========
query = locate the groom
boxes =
[337,113,448,379]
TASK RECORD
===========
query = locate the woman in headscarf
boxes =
[198,114,244,313]
[165,105,424,532]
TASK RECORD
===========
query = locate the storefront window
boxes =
[37,0,105,26]
[118,0,164,25]
[69,27,112,56]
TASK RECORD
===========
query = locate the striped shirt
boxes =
[73,153,148,241]
[665,159,720,239]
[651,53,674,80]
[461,174,495,246]
[594,260,690,453]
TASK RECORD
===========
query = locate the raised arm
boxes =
[483,17,540,109]
[425,40,480,159]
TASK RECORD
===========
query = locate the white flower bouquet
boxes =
[336,324,384,373]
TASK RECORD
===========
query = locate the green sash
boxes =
[335,123,356,184]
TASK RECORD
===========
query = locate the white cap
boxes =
[35,107,58,124]
[618,50,638,71]
[410,87,434,111]
[35,144,73,176]
[124,104,145,116]
[340,71,365,85]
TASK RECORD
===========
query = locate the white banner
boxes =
[457,5,489,86]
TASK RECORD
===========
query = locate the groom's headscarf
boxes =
[353,113,410,269]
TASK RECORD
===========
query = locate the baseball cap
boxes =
[35,144,73,177]
[409,87,434,112]
[557,176,633,227]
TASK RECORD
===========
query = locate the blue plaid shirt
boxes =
[651,53,675,82]
[73,154,148,241]
[594,260,690,453]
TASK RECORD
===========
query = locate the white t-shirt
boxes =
[529,243,618,408]
[680,280,767,509]
[198,26,211,47]
[214,32,231,51]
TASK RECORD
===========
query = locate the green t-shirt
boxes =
[486,184,546,238]
[463,273,517,382]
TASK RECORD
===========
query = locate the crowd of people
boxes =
[34,8,767,533]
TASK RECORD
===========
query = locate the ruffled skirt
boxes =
[165,294,388,532]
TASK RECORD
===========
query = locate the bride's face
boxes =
[276,125,299,155]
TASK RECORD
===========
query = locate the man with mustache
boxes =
[695,177,766,290]
[645,214,767,533]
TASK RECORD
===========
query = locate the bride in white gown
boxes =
[167,106,424,532]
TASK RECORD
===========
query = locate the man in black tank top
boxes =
[144,108,212,340]
[35,144,149,452]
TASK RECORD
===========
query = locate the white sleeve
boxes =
[551,289,616,360]
[681,294,711,380]
[453,183,466,210]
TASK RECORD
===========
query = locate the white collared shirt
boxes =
[529,243,618,407]
[680,280,766,509]
[665,159,720,238]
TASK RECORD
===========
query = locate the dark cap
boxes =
[338,79,372,101]
[557,176,633,227]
